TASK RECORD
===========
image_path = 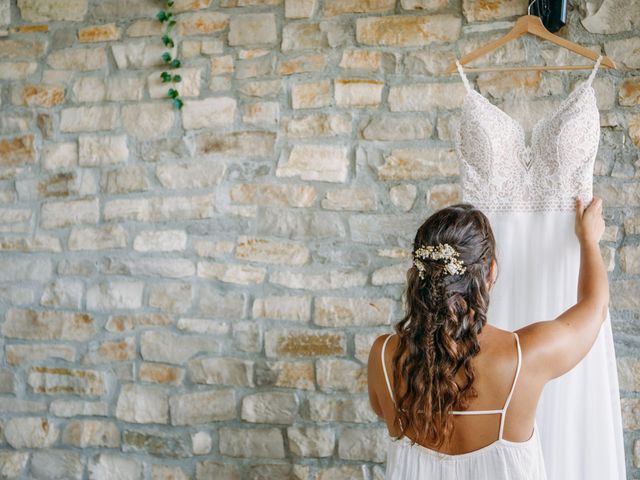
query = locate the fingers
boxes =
[575,196,584,219]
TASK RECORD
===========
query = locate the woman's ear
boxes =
[487,258,497,290]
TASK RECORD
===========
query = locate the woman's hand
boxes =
[575,195,605,245]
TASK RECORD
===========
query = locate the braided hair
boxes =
[390,203,498,448]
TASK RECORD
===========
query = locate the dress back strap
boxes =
[455,59,472,93]
[381,333,396,405]
[498,331,522,440]
[587,54,603,86]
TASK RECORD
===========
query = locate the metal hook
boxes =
[527,0,538,15]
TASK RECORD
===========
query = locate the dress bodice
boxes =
[453,55,603,213]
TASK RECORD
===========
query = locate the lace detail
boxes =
[453,55,602,213]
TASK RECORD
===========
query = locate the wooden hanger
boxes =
[443,6,616,75]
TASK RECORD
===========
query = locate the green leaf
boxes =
[156,10,167,22]
[160,71,172,82]
[168,20,176,28]
[172,74,182,83]
[170,58,181,68]
[167,0,174,6]
[162,35,174,47]
[173,97,184,110]
[168,88,179,98]
[162,52,172,63]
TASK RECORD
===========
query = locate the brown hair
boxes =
[391,203,498,448]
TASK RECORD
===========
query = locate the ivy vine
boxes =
[157,0,183,109]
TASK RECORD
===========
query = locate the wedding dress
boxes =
[453,55,626,479]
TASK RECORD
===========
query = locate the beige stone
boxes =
[605,38,640,69]
[314,296,393,327]
[111,41,177,69]
[620,77,640,106]
[115,384,169,424]
[219,427,285,458]
[229,13,277,46]
[270,269,367,290]
[68,225,128,251]
[265,328,346,357]
[241,392,298,423]
[63,420,120,447]
[335,79,383,107]
[321,188,376,211]
[388,83,467,110]
[122,103,174,140]
[148,67,201,98]
[0,134,35,167]
[230,183,316,207]
[292,80,331,109]
[235,236,309,265]
[279,53,327,75]
[356,14,461,46]
[47,47,106,70]
[101,164,150,194]
[60,105,118,132]
[1,308,95,341]
[17,0,87,21]
[182,97,236,130]
[79,23,120,42]
[324,0,394,15]
[282,23,325,51]
[20,84,65,107]
[78,134,128,166]
[338,427,387,461]
[139,362,184,385]
[141,329,220,364]
[0,62,37,80]
[188,357,253,386]
[285,0,316,18]
[277,144,349,182]
[156,161,225,189]
[28,366,104,395]
[170,389,236,425]
[378,148,458,179]
[316,358,367,392]
[282,113,351,138]
[287,426,335,457]
[40,198,99,229]
[176,11,229,35]
[4,417,59,449]
[401,0,448,9]
[197,261,266,285]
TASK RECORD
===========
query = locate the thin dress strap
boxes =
[498,331,522,440]
[455,58,472,93]
[586,54,603,86]
[381,333,396,405]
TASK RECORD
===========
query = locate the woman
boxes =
[368,196,608,479]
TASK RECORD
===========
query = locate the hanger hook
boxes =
[527,0,538,15]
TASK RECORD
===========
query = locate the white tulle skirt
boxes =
[486,210,626,480]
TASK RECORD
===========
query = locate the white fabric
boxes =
[454,56,602,213]
[383,332,548,480]
[452,57,626,480]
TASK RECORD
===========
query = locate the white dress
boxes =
[383,332,548,479]
[453,54,626,480]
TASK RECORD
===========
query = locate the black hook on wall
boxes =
[528,0,568,33]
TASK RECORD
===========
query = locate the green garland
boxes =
[157,0,183,109]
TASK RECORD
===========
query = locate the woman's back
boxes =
[374,328,548,480]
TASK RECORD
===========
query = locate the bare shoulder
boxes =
[368,332,395,367]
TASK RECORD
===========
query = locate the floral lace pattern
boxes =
[453,55,603,213]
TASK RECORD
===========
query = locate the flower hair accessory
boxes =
[413,243,467,280]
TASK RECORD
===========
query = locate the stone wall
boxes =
[0,0,639,478]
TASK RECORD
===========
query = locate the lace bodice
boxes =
[453,55,603,213]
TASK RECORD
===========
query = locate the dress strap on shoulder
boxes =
[498,331,523,440]
[587,54,603,86]
[381,333,396,406]
[455,58,472,93]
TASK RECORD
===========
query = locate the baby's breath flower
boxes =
[412,243,466,279]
